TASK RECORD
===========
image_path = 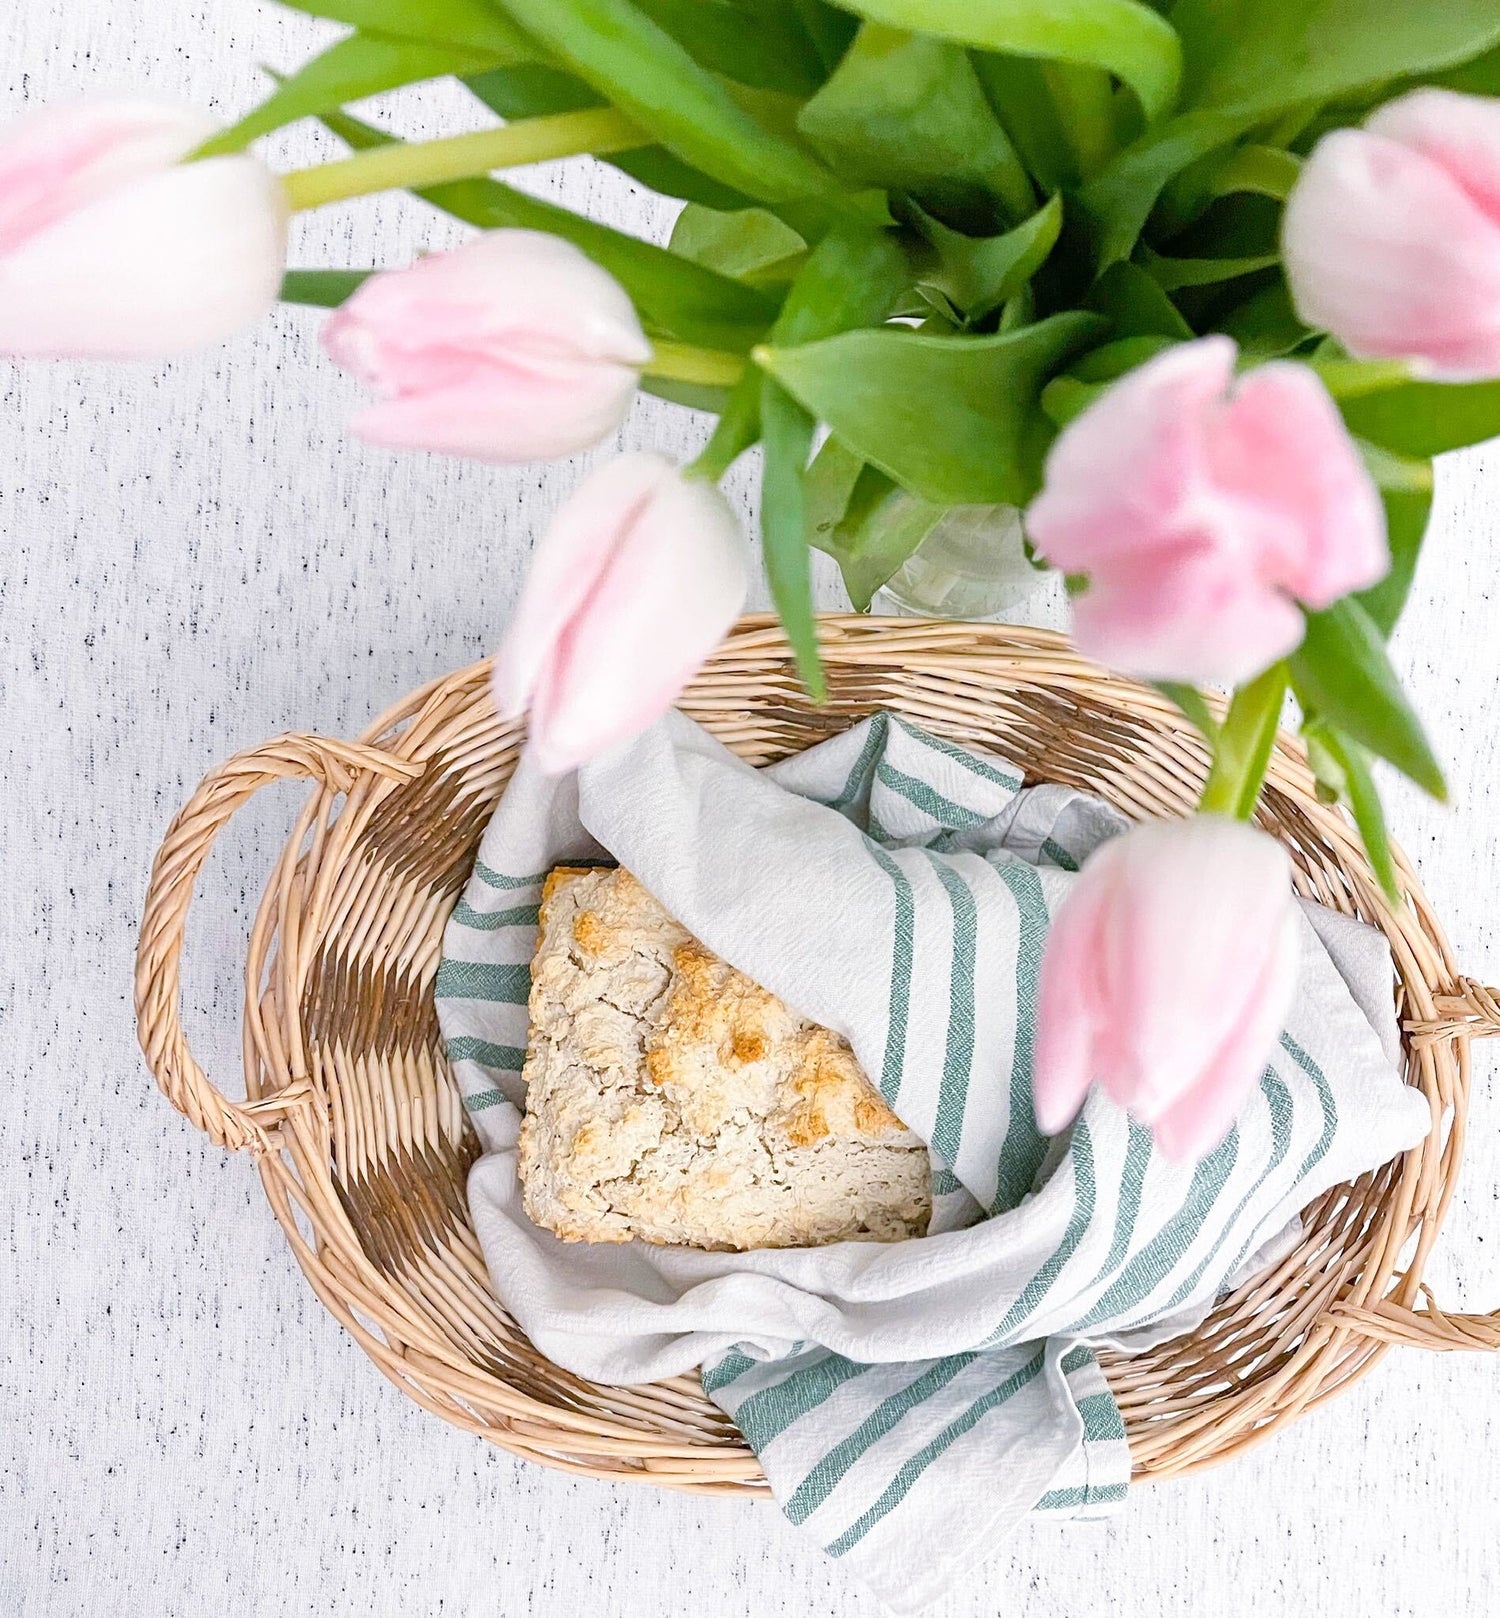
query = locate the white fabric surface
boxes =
[4,4,1500,1616]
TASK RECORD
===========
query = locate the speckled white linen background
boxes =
[2,5,1499,1615]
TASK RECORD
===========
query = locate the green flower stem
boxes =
[279,107,644,212]
[1198,662,1290,820]
[640,341,746,387]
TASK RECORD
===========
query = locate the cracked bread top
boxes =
[517,866,932,1251]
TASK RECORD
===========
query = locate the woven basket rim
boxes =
[134,616,1500,1495]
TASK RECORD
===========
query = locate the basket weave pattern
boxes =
[135,619,1500,1494]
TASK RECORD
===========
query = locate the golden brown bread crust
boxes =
[517,868,931,1251]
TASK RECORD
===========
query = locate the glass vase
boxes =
[874,501,1048,620]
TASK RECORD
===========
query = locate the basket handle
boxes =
[1328,977,1500,1352]
[134,733,422,1153]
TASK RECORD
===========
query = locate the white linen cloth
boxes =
[437,710,1429,1610]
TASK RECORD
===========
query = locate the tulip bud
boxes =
[1026,337,1387,686]
[1283,88,1500,381]
[492,452,747,774]
[0,99,286,359]
[1033,816,1300,1162]
[323,230,653,462]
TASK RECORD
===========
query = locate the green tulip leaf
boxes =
[970,54,1085,194]
[1333,374,1500,459]
[319,106,780,351]
[1154,681,1220,744]
[1068,333,1177,381]
[1302,720,1401,905]
[638,376,734,412]
[637,0,827,93]
[760,379,826,698]
[692,367,764,479]
[758,313,1106,506]
[796,24,1034,225]
[755,224,915,696]
[491,0,842,203]
[669,205,808,287]
[278,268,374,306]
[1139,247,1279,292]
[913,193,1063,323]
[1085,261,1194,340]
[201,30,508,156]
[769,223,911,345]
[1217,280,1312,358]
[276,0,536,57]
[807,445,948,610]
[1080,0,1500,265]
[1173,0,1500,120]
[791,0,859,71]
[1289,597,1445,799]
[1353,440,1434,638]
[832,0,1185,127]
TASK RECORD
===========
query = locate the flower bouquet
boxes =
[11,0,1500,1156]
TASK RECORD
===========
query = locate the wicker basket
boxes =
[135,617,1500,1495]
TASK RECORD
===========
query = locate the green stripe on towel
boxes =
[892,716,1022,792]
[1074,1125,1242,1329]
[1281,1031,1339,1181]
[703,1350,760,1396]
[1040,837,1079,872]
[1076,1391,1127,1443]
[1161,1071,1294,1314]
[823,1348,1047,1555]
[830,712,889,812]
[984,1122,1096,1345]
[1036,1481,1129,1511]
[463,1088,510,1112]
[923,854,978,1169]
[866,842,915,1107]
[446,1036,527,1070]
[1080,1119,1154,1295]
[733,1353,872,1450]
[988,859,1050,1214]
[434,959,531,1003]
[451,900,540,930]
[785,1355,979,1526]
[877,762,985,829]
[473,863,549,891]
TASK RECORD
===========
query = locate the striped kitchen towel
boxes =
[440,710,1428,1610]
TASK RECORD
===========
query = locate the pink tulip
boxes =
[492,453,747,774]
[0,99,286,359]
[1033,815,1299,1162]
[1026,337,1387,685]
[323,230,653,461]
[1283,89,1500,380]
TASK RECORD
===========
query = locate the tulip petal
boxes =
[324,230,651,461]
[1070,541,1307,686]
[1093,819,1295,1125]
[524,464,747,774]
[1151,897,1299,1161]
[1033,846,1123,1135]
[1211,362,1388,607]
[0,152,286,358]
[0,99,215,254]
[1026,336,1237,573]
[490,452,667,721]
[1284,124,1500,380]
[347,359,640,462]
[1367,87,1500,229]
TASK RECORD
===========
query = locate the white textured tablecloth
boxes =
[3,4,1500,1615]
